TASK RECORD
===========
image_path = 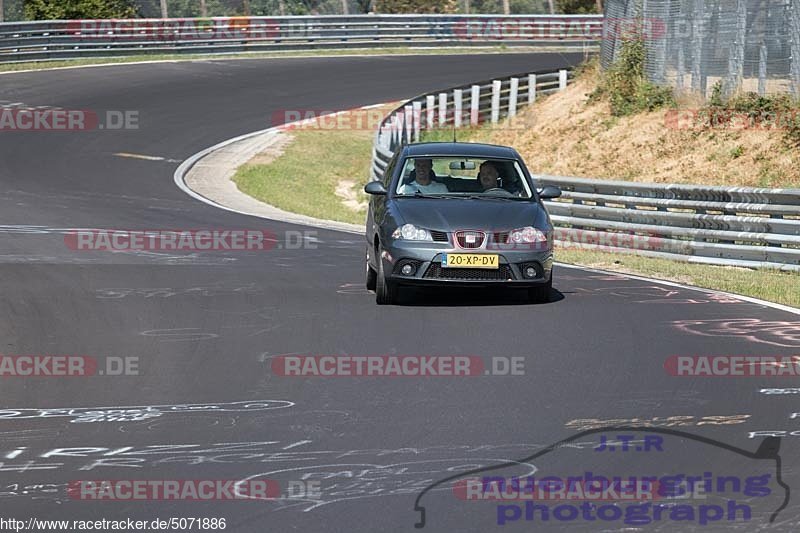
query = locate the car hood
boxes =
[393,198,548,232]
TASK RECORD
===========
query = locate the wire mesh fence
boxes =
[602,0,800,98]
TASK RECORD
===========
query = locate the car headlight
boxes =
[509,226,547,243]
[392,224,433,241]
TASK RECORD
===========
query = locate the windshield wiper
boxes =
[399,193,458,199]
[464,195,529,201]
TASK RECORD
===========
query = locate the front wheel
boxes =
[365,246,377,291]
[375,245,397,305]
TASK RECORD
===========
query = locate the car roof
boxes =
[401,142,520,159]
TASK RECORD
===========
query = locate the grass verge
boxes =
[232,116,800,309]
[232,126,375,226]
[556,249,800,308]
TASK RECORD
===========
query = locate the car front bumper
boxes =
[379,240,553,288]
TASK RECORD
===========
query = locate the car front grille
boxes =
[423,263,515,281]
[430,230,449,243]
[492,232,510,244]
[455,231,486,249]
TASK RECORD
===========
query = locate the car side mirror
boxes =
[538,186,562,200]
[364,181,387,196]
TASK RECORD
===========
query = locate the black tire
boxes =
[528,275,553,304]
[365,246,377,292]
[375,245,397,305]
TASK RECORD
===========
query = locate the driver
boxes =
[400,158,449,194]
[478,161,501,191]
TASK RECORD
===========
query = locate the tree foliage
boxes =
[556,0,599,14]
[24,0,138,19]
[590,38,675,116]
[375,0,458,14]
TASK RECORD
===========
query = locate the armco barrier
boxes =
[370,71,800,272]
[0,15,601,63]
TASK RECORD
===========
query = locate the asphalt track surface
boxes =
[1,53,799,532]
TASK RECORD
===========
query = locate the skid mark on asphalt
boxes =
[140,328,219,342]
[0,400,294,424]
[95,284,264,299]
[570,284,745,305]
[673,319,800,347]
[338,283,370,295]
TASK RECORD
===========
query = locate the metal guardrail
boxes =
[0,15,602,63]
[370,70,800,271]
[371,68,572,181]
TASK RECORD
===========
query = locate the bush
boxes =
[700,83,800,148]
[590,38,676,116]
[24,0,137,19]
[375,0,458,13]
[556,0,600,14]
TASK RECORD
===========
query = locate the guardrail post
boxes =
[509,77,519,117]
[758,44,767,96]
[470,85,480,126]
[404,105,413,144]
[438,93,448,127]
[528,74,537,103]
[380,126,389,149]
[792,0,800,97]
[391,113,403,149]
[558,69,568,91]
[426,95,435,129]
[491,80,501,124]
[412,101,422,142]
[453,89,463,128]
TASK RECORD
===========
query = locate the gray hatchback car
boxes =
[364,142,561,305]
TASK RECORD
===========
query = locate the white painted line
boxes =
[556,263,800,316]
[174,104,400,235]
[115,152,182,163]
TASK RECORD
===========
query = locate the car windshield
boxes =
[395,157,533,198]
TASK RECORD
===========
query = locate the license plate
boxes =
[442,254,499,269]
